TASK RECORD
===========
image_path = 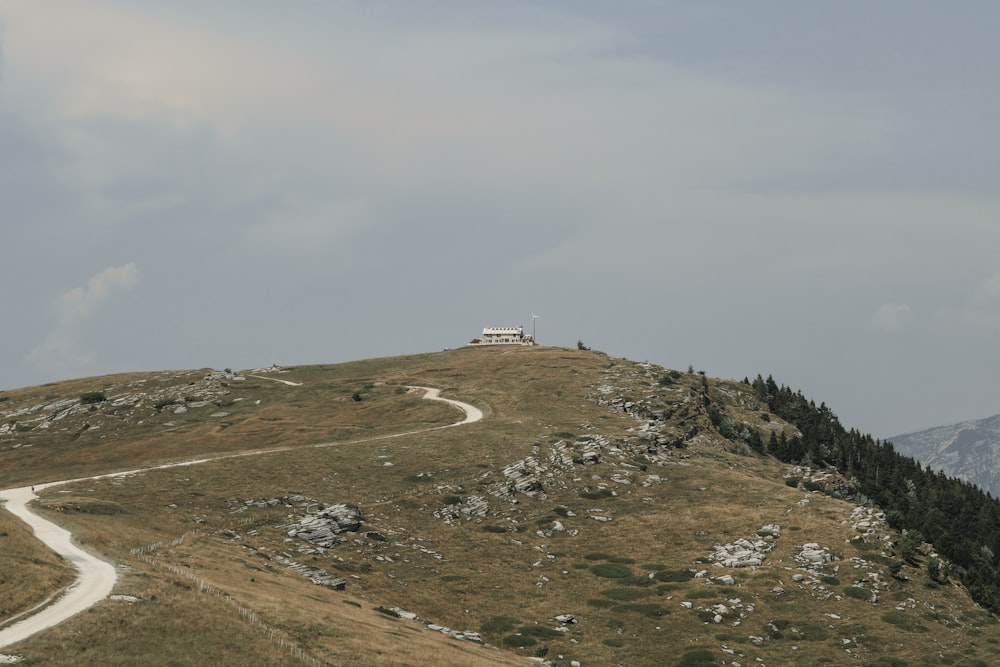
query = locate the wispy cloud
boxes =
[27,263,140,372]
[868,302,913,333]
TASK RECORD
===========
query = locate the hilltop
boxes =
[0,347,998,666]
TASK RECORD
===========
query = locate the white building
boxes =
[469,326,535,346]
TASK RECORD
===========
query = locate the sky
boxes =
[2,1,999,439]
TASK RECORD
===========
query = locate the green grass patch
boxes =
[519,625,564,640]
[602,588,652,601]
[608,556,636,564]
[613,603,670,618]
[686,589,719,600]
[587,598,615,608]
[502,634,537,648]
[677,648,717,666]
[883,610,929,633]
[619,575,654,587]
[602,638,625,647]
[590,563,633,578]
[481,616,519,634]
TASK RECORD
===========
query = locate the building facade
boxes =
[469,326,535,346]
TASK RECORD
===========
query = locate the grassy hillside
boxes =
[1,347,997,666]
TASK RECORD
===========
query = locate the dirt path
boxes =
[0,386,481,651]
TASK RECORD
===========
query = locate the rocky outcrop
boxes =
[285,504,362,548]
[708,525,780,568]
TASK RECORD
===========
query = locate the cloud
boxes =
[939,271,1000,332]
[868,303,912,333]
[27,263,140,372]
[972,271,1000,307]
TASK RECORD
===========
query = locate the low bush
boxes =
[587,598,615,608]
[882,610,928,633]
[677,648,717,666]
[502,634,537,648]
[590,563,633,578]
[80,391,107,404]
[613,603,669,618]
[602,588,652,601]
[481,616,518,634]
[520,626,563,640]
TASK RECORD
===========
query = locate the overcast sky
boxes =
[2,1,999,438]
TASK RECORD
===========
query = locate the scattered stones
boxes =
[385,608,483,642]
[274,556,346,590]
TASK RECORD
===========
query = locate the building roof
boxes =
[482,326,524,335]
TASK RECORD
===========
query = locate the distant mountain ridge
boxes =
[890,413,1000,496]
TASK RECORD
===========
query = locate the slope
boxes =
[1,348,998,666]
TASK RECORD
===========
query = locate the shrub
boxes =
[619,575,654,587]
[154,398,179,412]
[844,586,869,600]
[520,626,563,640]
[613,603,669,618]
[602,588,652,601]
[80,391,107,404]
[502,634,537,648]
[602,638,624,647]
[481,616,518,633]
[882,610,928,633]
[608,556,636,564]
[587,598,615,608]
[585,552,612,561]
[654,569,694,582]
[677,648,717,666]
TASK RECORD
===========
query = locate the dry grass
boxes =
[3,347,1000,665]
[0,511,75,627]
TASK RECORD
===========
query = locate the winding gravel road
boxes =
[0,386,482,651]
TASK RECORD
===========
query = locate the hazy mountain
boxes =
[889,414,1000,496]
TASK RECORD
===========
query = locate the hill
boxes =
[1,347,998,666]
[889,415,1000,497]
